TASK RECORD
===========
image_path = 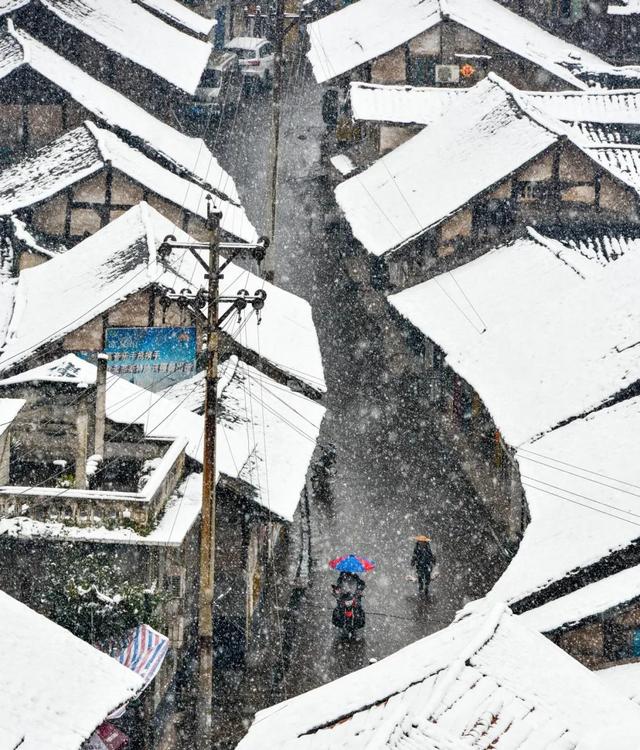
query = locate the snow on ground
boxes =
[335,77,557,258]
[37,0,211,94]
[0,203,323,394]
[489,395,640,605]
[520,563,640,634]
[307,0,609,86]
[238,600,640,749]
[0,589,143,750]
[388,229,640,446]
[0,25,242,204]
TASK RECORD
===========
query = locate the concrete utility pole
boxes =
[196,201,221,750]
[264,0,286,283]
[158,198,268,750]
[94,353,108,459]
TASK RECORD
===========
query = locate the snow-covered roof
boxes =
[520,563,640,634]
[238,600,640,749]
[609,0,640,14]
[0,26,243,206]
[0,204,324,394]
[350,82,466,126]
[339,74,640,258]
[135,0,214,36]
[0,0,27,12]
[0,396,23,437]
[226,36,264,51]
[0,353,325,522]
[525,88,640,124]
[599,663,640,706]
[0,121,257,243]
[29,0,212,94]
[187,356,325,521]
[389,228,640,446]
[0,589,143,750]
[307,0,610,87]
[336,76,558,258]
[488,395,640,605]
[0,26,22,77]
[350,82,640,134]
[350,83,640,130]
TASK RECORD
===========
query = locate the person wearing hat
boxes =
[411,535,436,595]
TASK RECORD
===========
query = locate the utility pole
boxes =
[196,200,221,750]
[158,198,268,750]
[264,0,285,283]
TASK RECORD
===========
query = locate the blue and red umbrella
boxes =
[328,554,375,573]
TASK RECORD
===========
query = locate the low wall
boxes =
[0,437,187,530]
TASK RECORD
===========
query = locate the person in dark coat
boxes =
[411,535,436,594]
[333,571,365,595]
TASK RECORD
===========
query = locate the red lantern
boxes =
[460,63,476,78]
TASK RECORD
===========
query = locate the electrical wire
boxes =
[521,474,640,519]
[517,447,640,492]
[251,324,288,699]
[522,481,640,528]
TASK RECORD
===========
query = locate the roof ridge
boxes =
[83,120,112,164]
[138,201,158,280]
[487,73,570,140]
[5,17,29,65]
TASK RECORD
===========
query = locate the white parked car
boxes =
[224,37,274,89]
[190,50,242,120]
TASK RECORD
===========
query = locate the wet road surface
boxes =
[205,53,510,745]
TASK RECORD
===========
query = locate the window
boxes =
[260,43,273,57]
[165,574,183,599]
[407,56,432,86]
[517,182,551,202]
[550,0,584,20]
[232,48,256,60]
[200,68,221,88]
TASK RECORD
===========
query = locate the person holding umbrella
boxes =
[328,554,374,638]
[411,535,436,595]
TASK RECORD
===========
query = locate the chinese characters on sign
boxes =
[105,327,197,391]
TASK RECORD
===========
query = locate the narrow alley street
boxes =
[208,52,510,745]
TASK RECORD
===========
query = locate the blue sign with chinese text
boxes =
[105,327,197,391]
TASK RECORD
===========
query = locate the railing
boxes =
[0,437,188,531]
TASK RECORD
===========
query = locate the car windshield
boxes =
[200,68,221,87]
[231,48,256,59]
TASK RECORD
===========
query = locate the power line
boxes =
[518,447,640,492]
[522,481,640,528]
[519,456,640,500]
[521,474,640,520]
